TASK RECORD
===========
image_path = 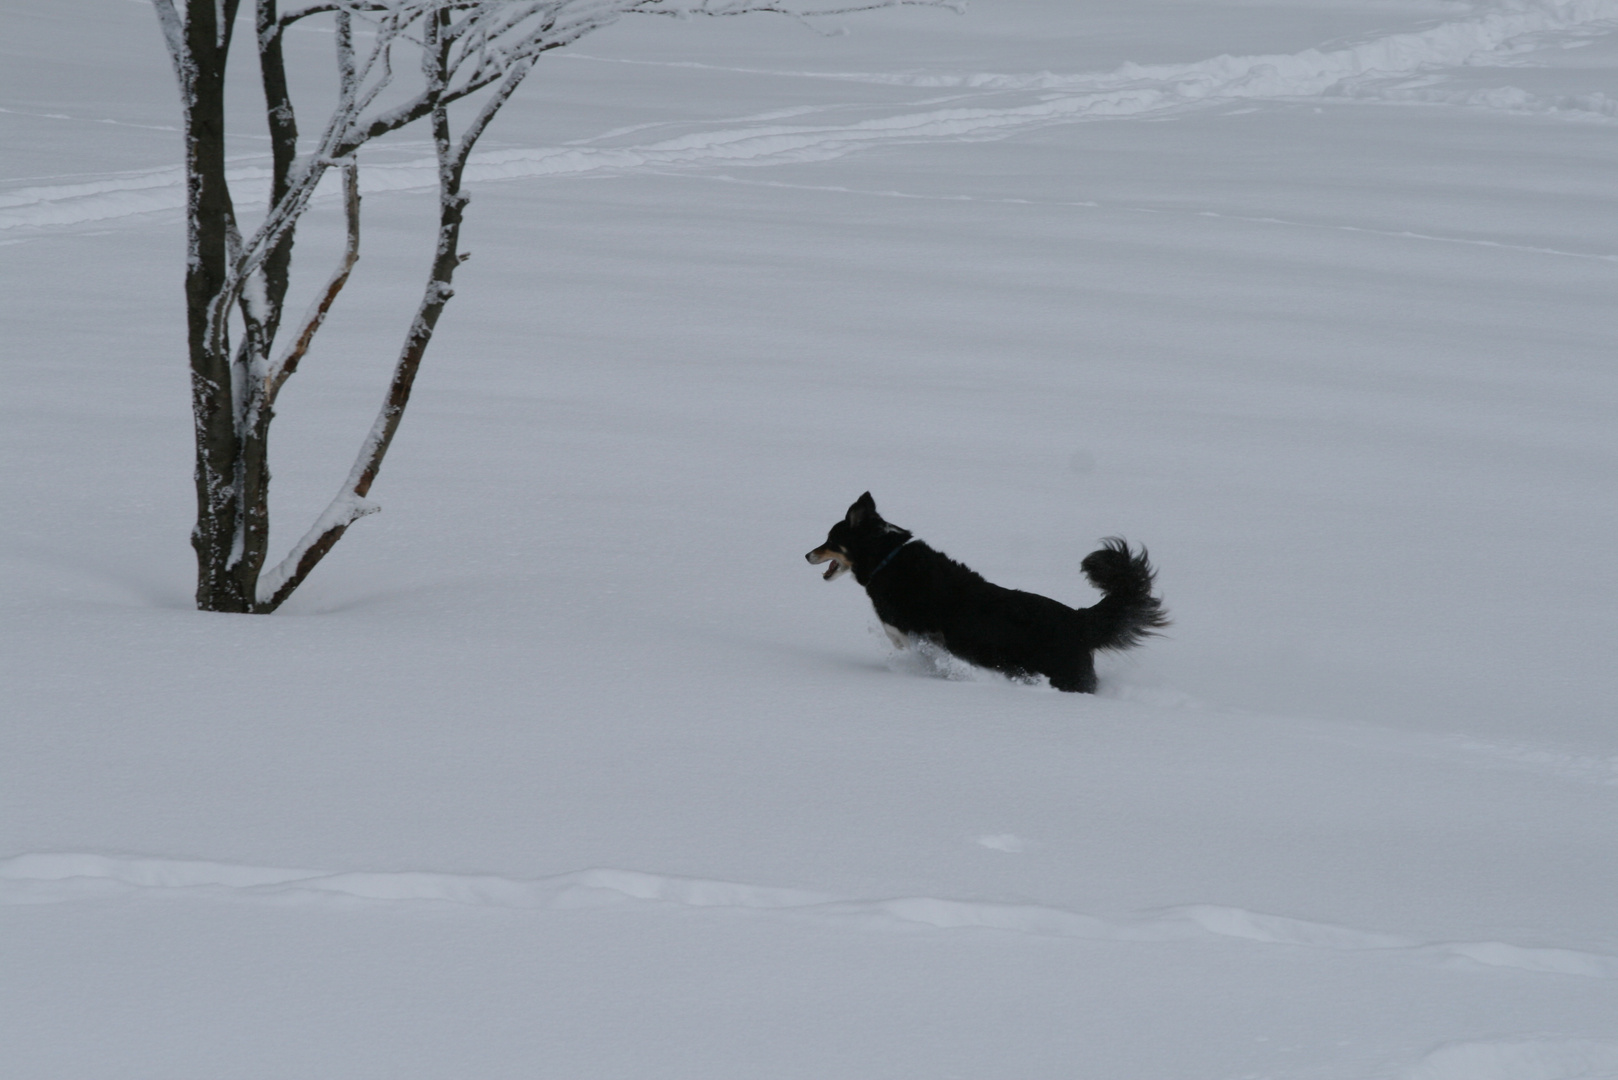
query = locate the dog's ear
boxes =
[846,491,878,526]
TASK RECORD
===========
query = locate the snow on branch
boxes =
[151,0,187,71]
[215,0,953,346]
[255,491,381,609]
[165,0,954,611]
[264,160,360,403]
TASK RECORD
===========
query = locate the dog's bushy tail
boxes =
[1080,538,1169,651]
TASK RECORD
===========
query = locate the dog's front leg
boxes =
[881,622,909,650]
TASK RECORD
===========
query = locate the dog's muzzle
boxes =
[805,547,851,581]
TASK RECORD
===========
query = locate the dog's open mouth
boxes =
[806,547,851,581]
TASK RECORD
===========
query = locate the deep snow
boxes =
[3,1,1617,1077]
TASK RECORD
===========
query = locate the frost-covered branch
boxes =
[255,489,381,610]
[265,161,360,404]
[151,0,188,77]
[159,0,954,612]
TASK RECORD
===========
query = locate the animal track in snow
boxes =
[4,851,1614,979]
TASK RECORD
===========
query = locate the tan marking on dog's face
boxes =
[805,546,852,581]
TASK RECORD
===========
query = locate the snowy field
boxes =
[4,0,1618,1076]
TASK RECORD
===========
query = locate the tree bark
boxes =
[180,0,255,612]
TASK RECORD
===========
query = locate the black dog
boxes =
[806,493,1166,692]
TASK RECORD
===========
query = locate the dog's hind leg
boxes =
[1046,654,1098,694]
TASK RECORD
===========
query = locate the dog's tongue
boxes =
[823,562,839,581]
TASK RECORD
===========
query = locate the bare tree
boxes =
[151,0,950,612]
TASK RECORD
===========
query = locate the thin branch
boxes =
[451,50,542,166]
[265,160,360,405]
[151,0,188,77]
[279,1,392,25]
[263,11,359,403]
[258,11,468,611]
[254,489,381,609]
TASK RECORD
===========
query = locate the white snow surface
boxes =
[3,0,1617,1077]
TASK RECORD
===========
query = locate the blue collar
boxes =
[868,537,917,580]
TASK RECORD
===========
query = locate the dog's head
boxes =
[805,492,908,583]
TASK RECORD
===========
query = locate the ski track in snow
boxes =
[4,0,1617,234]
[685,172,1618,263]
[3,852,1614,980]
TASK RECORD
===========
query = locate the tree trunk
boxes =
[180,0,255,612]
